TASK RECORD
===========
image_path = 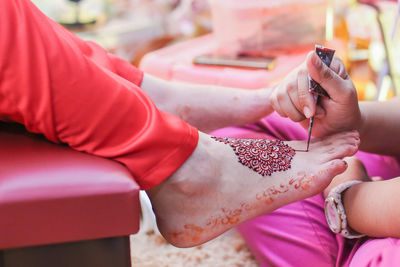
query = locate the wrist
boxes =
[357,102,368,140]
[324,177,363,200]
[324,180,366,239]
[341,181,366,235]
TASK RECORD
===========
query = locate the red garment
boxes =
[0,0,198,190]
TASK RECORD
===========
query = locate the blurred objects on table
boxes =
[209,0,329,57]
[32,0,212,64]
[336,0,400,100]
[60,0,97,28]
[139,34,309,89]
[31,0,400,100]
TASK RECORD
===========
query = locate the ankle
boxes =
[148,133,222,198]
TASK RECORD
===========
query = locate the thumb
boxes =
[306,52,352,102]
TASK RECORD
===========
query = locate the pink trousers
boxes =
[212,112,400,267]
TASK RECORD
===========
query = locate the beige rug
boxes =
[130,229,259,267]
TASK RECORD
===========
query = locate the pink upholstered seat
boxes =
[0,127,140,250]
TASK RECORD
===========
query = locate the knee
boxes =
[350,238,400,267]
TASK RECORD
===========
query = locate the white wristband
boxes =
[324,180,366,239]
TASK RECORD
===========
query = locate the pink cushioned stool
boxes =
[0,123,141,267]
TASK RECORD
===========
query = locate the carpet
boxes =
[130,229,258,267]
[131,192,259,266]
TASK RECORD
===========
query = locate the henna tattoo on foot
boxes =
[211,136,296,176]
[167,172,314,244]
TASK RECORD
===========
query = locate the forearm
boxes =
[358,97,400,156]
[343,178,400,237]
[140,74,274,132]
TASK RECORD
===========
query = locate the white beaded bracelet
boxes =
[324,180,366,239]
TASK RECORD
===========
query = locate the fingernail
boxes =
[303,106,312,118]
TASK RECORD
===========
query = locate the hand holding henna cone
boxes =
[305,45,336,152]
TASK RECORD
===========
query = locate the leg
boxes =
[349,238,400,267]
[0,0,359,249]
[237,195,339,267]
[214,115,400,265]
[0,0,198,190]
[237,193,370,267]
[237,152,400,267]
[213,120,341,266]
[148,131,359,247]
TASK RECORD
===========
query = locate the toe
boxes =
[327,142,358,160]
[310,131,360,158]
[315,159,348,186]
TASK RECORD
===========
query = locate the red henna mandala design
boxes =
[212,136,296,176]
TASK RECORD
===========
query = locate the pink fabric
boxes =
[211,112,400,267]
[350,238,400,267]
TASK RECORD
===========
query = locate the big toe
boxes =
[312,131,359,160]
[314,159,348,188]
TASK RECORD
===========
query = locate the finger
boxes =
[329,56,351,80]
[287,83,301,111]
[306,52,353,102]
[287,88,307,121]
[269,91,288,118]
[276,86,306,121]
[296,65,315,119]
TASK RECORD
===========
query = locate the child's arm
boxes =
[325,157,400,238]
[343,178,400,237]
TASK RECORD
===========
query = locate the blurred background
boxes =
[32,0,400,101]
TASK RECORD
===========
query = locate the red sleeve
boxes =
[0,0,198,190]
[106,52,144,86]
[83,41,144,87]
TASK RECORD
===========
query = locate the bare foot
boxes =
[147,130,359,247]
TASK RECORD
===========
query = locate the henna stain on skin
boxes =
[169,204,248,243]
[256,183,290,204]
[168,172,317,244]
[318,169,328,176]
[212,137,296,176]
[170,224,205,243]
[256,172,316,205]
[289,172,315,190]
